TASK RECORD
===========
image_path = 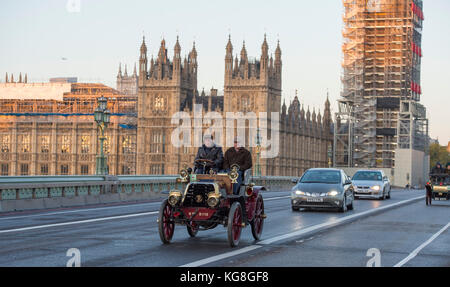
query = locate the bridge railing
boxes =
[0,175,297,201]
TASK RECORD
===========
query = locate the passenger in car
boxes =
[223,137,253,195]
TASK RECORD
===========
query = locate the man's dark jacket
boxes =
[194,144,223,171]
[223,147,252,171]
[431,163,444,174]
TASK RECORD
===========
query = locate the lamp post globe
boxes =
[103,110,111,125]
[94,107,103,123]
[98,96,107,110]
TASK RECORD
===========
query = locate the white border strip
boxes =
[0,202,158,220]
[0,195,291,232]
[180,245,262,267]
[180,195,424,267]
[0,211,158,234]
[259,195,424,245]
[394,222,450,267]
[264,195,290,201]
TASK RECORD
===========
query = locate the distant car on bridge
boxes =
[291,168,355,212]
[351,170,391,200]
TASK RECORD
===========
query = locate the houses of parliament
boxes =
[0,35,332,177]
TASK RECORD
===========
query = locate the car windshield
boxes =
[300,170,341,184]
[352,171,382,181]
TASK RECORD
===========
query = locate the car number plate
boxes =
[307,198,323,203]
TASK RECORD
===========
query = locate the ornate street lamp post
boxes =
[95,96,111,175]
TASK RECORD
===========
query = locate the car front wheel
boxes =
[339,196,347,213]
[158,199,175,244]
[227,202,243,247]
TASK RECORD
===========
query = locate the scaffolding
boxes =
[0,83,138,176]
[336,0,425,168]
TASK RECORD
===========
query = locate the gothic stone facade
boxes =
[0,37,332,177]
[136,36,332,176]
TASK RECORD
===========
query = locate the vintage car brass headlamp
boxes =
[179,168,189,183]
[168,190,182,206]
[228,170,239,184]
[207,192,221,208]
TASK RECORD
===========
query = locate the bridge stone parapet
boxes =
[0,175,296,212]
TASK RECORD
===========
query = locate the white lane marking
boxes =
[0,195,291,232]
[264,195,290,201]
[0,202,159,220]
[0,195,289,221]
[180,195,424,267]
[0,211,158,234]
[180,245,262,267]
[259,195,424,245]
[0,193,290,220]
[394,222,450,267]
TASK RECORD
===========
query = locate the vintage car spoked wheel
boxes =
[158,199,175,244]
[251,194,264,240]
[227,202,243,247]
[187,221,199,237]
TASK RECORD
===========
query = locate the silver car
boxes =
[351,170,391,200]
[291,168,355,212]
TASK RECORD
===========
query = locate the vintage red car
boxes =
[157,163,266,247]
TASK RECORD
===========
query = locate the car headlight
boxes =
[371,185,380,191]
[168,191,182,206]
[207,192,220,208]
[327,190,339,197]
[292,190,305,196]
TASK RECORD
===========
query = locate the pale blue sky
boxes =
[0,0,449,144]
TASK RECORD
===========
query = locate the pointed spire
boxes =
[140,35,147,54]
[117,63,122,78]
[19,73,22,83]
[133,63,137,76]
[24,73,28,83]
[124,64,128,77]
[10,74,14,83]
[226,34,233,54]
[275,39,281,60]
[5,72,8,83]
[240,41,247,61]
[174,35,181,55]
[190,41,197,59]
[326,89,330,107]
[262,33,268,55]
